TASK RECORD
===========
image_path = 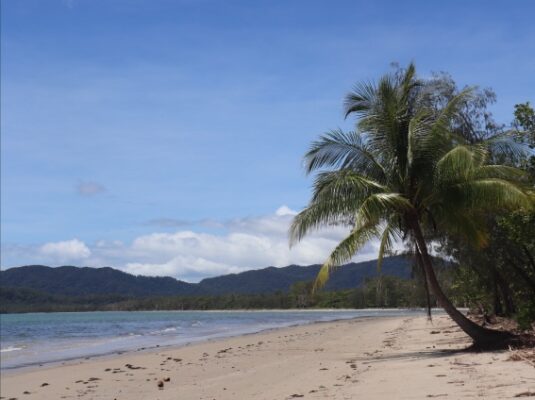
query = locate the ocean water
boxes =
[0,309,426,369]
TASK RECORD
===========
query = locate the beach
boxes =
[1,314,533,399]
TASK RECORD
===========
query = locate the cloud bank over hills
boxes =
[1,206,386,282]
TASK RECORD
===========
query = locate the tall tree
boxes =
[440,101,535,327]
[290,64,533,348]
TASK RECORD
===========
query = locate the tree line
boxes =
[0,262,452,313]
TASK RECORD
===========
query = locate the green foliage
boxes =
[512,102,535,178]
[0,265,197,297]
[0,271,456,314]
[290,64,535,344]
[438,102,535,329]
[515,302,535,331]
[514,102,535,138]
[0,257,415,299]
[0,286,130,313]
[448,265,493,310]
[442,212,535,328]
[290,63,532,293]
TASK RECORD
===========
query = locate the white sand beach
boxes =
[1,314,533,399]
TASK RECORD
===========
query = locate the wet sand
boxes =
[1,315,533,399]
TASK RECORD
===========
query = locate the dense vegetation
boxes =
[0,256,412,298]
[290,64,534,348]
[0,256,425,313]
[0,261,452,313]
[440,101,535,330]
[0,265,197,297]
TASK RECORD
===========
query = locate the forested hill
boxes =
[197,256,412,294]
[0,265,198,297]
[0,256,412,297]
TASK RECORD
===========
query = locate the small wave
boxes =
[1,346,24,353]
[149,327,177,335]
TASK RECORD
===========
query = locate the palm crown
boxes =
[290,64,532,347]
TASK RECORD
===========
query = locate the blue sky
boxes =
[1,0,534,280]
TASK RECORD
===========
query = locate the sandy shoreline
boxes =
[1,315,533,399]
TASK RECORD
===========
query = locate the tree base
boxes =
[466,331,535,351]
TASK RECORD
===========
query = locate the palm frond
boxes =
[431,208,489,248]
[312,170,385,203]
[289,170,386,246]
[344,80,377,119]
[304,130,386,182]
[481,132,535,162]
[313,223,378,291]
[407,109,433,168]
[432,87,474,136]
[399,62,418,105]
[377,222,400,273]
[434,145,485,185]
[355,193,412,223]
[474,164,527,181]
[454,178,533,210]
[289,202,352,247]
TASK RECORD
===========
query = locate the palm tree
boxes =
[290,64,533,349]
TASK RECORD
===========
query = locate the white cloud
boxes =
[40,239,91,261]
[3,206,397,281]
[275,205,298,216]
[124,256,242,282]
[109,206,384,281]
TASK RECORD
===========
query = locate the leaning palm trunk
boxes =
[415,247,432,319]
[410,217,514,348]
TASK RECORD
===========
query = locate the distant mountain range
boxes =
[0,256,413,298]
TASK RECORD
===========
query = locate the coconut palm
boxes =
[290,64,533,348]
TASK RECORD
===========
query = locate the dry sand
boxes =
[1,315,533,399]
